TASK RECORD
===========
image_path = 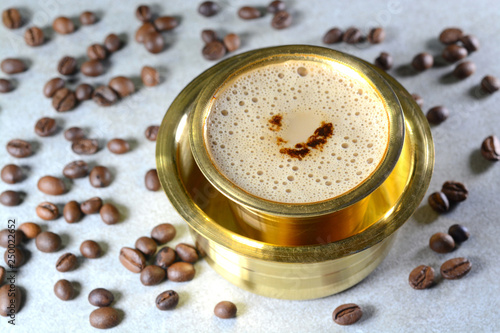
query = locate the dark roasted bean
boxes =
[107,138,130,154]
[412,52,434,71]
[6,139,32,158]
[144,31,165,54]
[156,290,179,310]
[88,288,114,307]
[53,17,75,34]
[154,247,176,269]
[481,135,500,161]
[323,28,343,44]
[271,11,292,30]
[119,247,146,273]
[342,27,362,44]
[72,139,99,155]
[175,243,198,263]
[448,224,470,243]
[238,6,261,20]
[374,52,393,71]
[429,232,455,253]
[63,201,82,223]
[442,44,467,63]
[140,265,166,286]
[167,262,195,282]
[104,33,122,53]
[459,35,479,53]
[135,22,156,43]
[52,88,77,112]
[36,202,59,220]
[35,231,62,252]
[54,279,75,300]
[135,236,157,257]
[35,117,57,137]
[63,160,88,179]
[1,164,23,184]
[89,307,121,329]
[367,27,385,44]
[428,192,449,213]
[136,5,152,22]
[426,106,449,125]
[0,285,22,317]
[81,60,105,77]
[481,75,500,94]
[0,79,13,93]
[37,175,66,195]
[202,29,218,43]
[441,181,468,203]
[90,166,112,188]
[2,8,22,29]
[75,83,94,101]
[145,125,160,141]
[80,240,102,259]
[267,1,286,13]
[1,58,26,74]
[453,61,475,79]
[223,33,240,52]
[87,44,108,61]
[408,265,435,290]
[4,247,24,268]
[332,303,363,326]
[198,1,220,17]
[440,257,471,279]
[0,229,23,247]
[80,11,97,25]
[151,223,176,244]
[24,26,44,46]
[145,169,161,191]
[18,222,41,239]
[439,27,463,45]
[100,203,119,224]
[44,78,65,98]
[0,191,22,206]
[93,86,117,106]
[109,77,135,97]
[57,56,77,75]
[202,41,226,61]
[154,16,179,31]
[214,301,237,318]
[80,197,103,214]
[55,253,77,272]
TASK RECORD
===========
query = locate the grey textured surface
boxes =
[1,0,499,332]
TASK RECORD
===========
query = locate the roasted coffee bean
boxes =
[135,22,156,43]
[238,6,261,20]
[342,27,362,44]
[1,58,26,74]
[412,53,434,71]
[6,139,32,158]
[54,279,74,301]
[119,247,146,273]
[426,106,449,125]
[0,190,22,206]
[36,202,59,220]
[459,35,479,53]
[156,290,179,310]
[87,44,108,61]
[448,224,470,243]
[43,78,65,97]
[80,197,103,214]
[154,16,179,31]
[428,192,449,213]
[81,60,104,77]
[1,164,23,184]
[63,201,82,223]
[0,284,22,317]
[18,222,41,239]
[136,5,152,22]
[35,117,57,137]
[107,138,130,154]
[154,247,176,269]
[203,41,226,61]
[429,232,455,253]
[223,33,240,52]
[481,75,500,94]
[92,86,117,106]
[89,288,114,307]
[37,176,66,195]
[151,223,176,244]
[75,83,94,101]
[442,44,467,63]
[167,262,195,282]
[24,26,44,46]
[63,160,88,179]
[140,265,166,286]
[141,66,160,86]
[35,231,62,252]
[412,93,424,108]
[367,27,385,44]
[408,265,435,290]
[53,17,75,34]
[0,266,4,284]
[439,27,463,45]
[109,77,135,98]
[90,307,121,329]
[57,56,77,75]
[333,303,363,326]
[145,169,161,191]
[267,0,286,13]
[374,52,393,71]
[0,79,13,93]
[481,135,500,161]
[2,8,22,29]
[198,1,220,17]
[135,237,157,257]
[214,301,237,319]
[100,203,119,224]
[272,11,292,30]
[104,33,122,53]
[80,240,102,259]
[441,181,468,203]
[323,28,343,44]
[144,31,165,54]
[52,88,77,112]
[175,243,198,263]
[80,11,97,25]
[453,61,475,79]
[55,252,77,272]
[145,125,160,141]
[90,166,112,188]
[0,229,23,247]
[202,29,218,43]
[440,257,471,280]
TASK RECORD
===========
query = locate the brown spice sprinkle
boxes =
[268,114,283,131]
[279,121,334,160]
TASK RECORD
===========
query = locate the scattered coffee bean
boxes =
[441,44,467,63]
[75,83,94,101]
[57,56,77,75]
[6,139,32,158]
[144,31,165,53]
[63,160,88,179]
[214,301,237,319]
[145,169,161,191]
[87,44,108,61]
[332,303,363,326]
[167,262,195,282]
[323,28,343,44]
[80,197,103,214]
[429,232,455,253]
[24,26,44,46]
[0,266,4,284]
[448,224,470,243]
[1,58,26,74]
[156,290,179,310]
[439,27,463,45]
[53,17,75,34]
[238,6,262,20]
[0,229,23,247]
[90,166,112,188]
[481,75,500,94]
[18,222,41,239]
[107,138,130,154]
[151,223,176,244]
[453,61,475,79]
[412,93,424,108]
[52,87,77,112]
[271,11,292,29]
[93,85,117,106]
[136,5,152,22]
[0,284,22,317]
[412,52,434,71]
[108,76,135,97]
[202,41,226,60]
[481,135,500,161]
[37,175,66,195]
[89,307,121,329]
[81,59,105,77]
[202,29,218,43]
[55,252,77,272]
[135,236,157,257]
[459,35,479,53]
[43,78,65,97]
[140,265,166,286]
[154,16,179,31]
[34,117,57,137]
[154,247,176,269]
[145,125,160,141]
[426,106,449,125]
[342,27,362,44]
[119,247,146,273]
[0,79,13,93]
[374,52,393,71]
[175,243,198,263]
[2,8,22,29]
[223,33,241,52]
[80,240,102,259]
[367,27,385,44]
[36,202,59,220]
[135,22,156,43]
[1,164,23,184]
[35,231,62,252]
[63,201,82,223]
[141,66,160,87]
[100,203,119,224]
[80,11,97,25]
[104,33,122,53]
[440,257,471,280]
[0,190,22,206]
[54,279,75,301]
[89,288,114,307]
[408,265,435,290]
[3,247,24,268]
[441,181,468,203]
[198,1,220,17]
[428,191,449,213]
[267,0,286,13]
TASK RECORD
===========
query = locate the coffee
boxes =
[205,60,390,203]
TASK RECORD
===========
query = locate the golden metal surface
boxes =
[156,45,434,300]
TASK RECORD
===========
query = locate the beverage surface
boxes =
[205,59,389,203]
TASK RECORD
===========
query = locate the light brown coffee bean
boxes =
[136,5,152,22]
[144,31,165,54]
[87,44,108,61]
[0,284,22,317]
[408,265,435,290]
[88,288,114,307]
[145,125,159,140]
[75,83,94,101]
[93,86,117,106]
[63,201,82,223]
[4,247,25,268]
[214,301,237,319]
[36,202,59,220]
[202,41,226,61]
[0,229,23,248]
[53,17,75,34]
[80,240,102,259]
[154,16,179,31]
[18,222,41,239]
[63,160,88,179]
[89,307,121,329]
[0,78,14,93]
[440,257,471,280]
[90,166,112,188]
[43,78,65,97]
[135,22,156,43]
[145,169,161,191]
[2,8,22,29]
[333,303,363,326]
[57,56,77,75]
[104,33,122,53]
[107,138,130,154]
[52,87,77,112]
[64,127,85,141]
[119,247,146,273]
[80,197,103,214]
[55,252,77,272]
[80,11,97,25]
[151,223,176,244]
[1,164,23,184]
[37,175,66,195]
[140,265,166,286]
[154,247,176,269]
[238,6,262,20]
[108,77,135,98]
[223,33,240,52]
[35,117,57,137]
[167,262,195,282]
[100,203,119,224]
[35,231,61,252]
[72,139,99,155]
[1,58,26,74]
[141,66,160,86]
[54,279,75,301]
[135,237,157,257]
[156,290,179,310]
[0,190,22,207]
[6,139,32,158]
[24,26,44,46]
[175,243,198,263]
[81,59,104,77]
